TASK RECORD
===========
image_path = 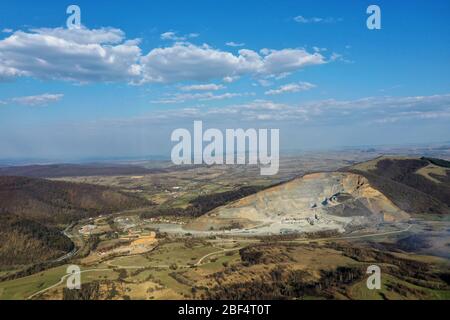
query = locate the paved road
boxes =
[52,223,80,263]
[27,268,111,300]
[285,224,413,243]
[195,247,242,266]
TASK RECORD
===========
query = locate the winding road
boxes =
[194,247,242,266]
[27,268,110,300]
[52,223,81,263]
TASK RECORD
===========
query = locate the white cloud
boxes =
[257,79,273,87]
[180,83,225,91]
[95,93,450,132]
[140,44,325,83]
[151,91,249,104]
[0,64,26,80]
[223,76,239,83]
[2,28,13,34]
[294,16,342,24]
[142,99,304,122]
[160,31,199,41]
[140,43,247,83]
[313,47,327,52]
[6,93,64,106]
[258,48,326,74]
[0,27,142,83]
[265,82,316,95]
[0,26,326,84]
[329,52,352,63]
[294,16,320,23]
[140,94,450,124]
[31,27,126,44]
[374,111,450,124]
[226,42,245,47]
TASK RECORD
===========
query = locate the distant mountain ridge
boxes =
[0,164,164,178]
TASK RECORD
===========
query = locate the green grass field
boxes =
[0,265,119,300]
[0,265,68,300]
[349,273,450,300]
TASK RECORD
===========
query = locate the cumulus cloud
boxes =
[0,26,326,84]
[265,82,316,95]
[140,44,325,83]
[31,27,126,44]
[0,27,142,83]
[140,43,248,83]
[5,93,64,106]
[258,48,326,74]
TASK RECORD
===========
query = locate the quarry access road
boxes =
[208,223,413,245]
[283,224,413,244]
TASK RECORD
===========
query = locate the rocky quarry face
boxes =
[185,172,409,235]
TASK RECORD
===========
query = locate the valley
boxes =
[0,150,449,300]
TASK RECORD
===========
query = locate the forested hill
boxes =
[348,157,450,215]
[0,212,74,267]
[0,175,153,225]
[0,175,153,267]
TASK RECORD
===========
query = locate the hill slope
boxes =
[186,156,450,235]
[0,213,74,267]
[0,176,152,225]
[347,157,450,215]
[186,172,409,234]
[0,176,153,267]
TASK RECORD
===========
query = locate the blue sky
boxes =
[0,0,449,161]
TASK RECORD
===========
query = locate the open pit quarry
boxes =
[184,172,410,236]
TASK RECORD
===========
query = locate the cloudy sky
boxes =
[0,0,449,161]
